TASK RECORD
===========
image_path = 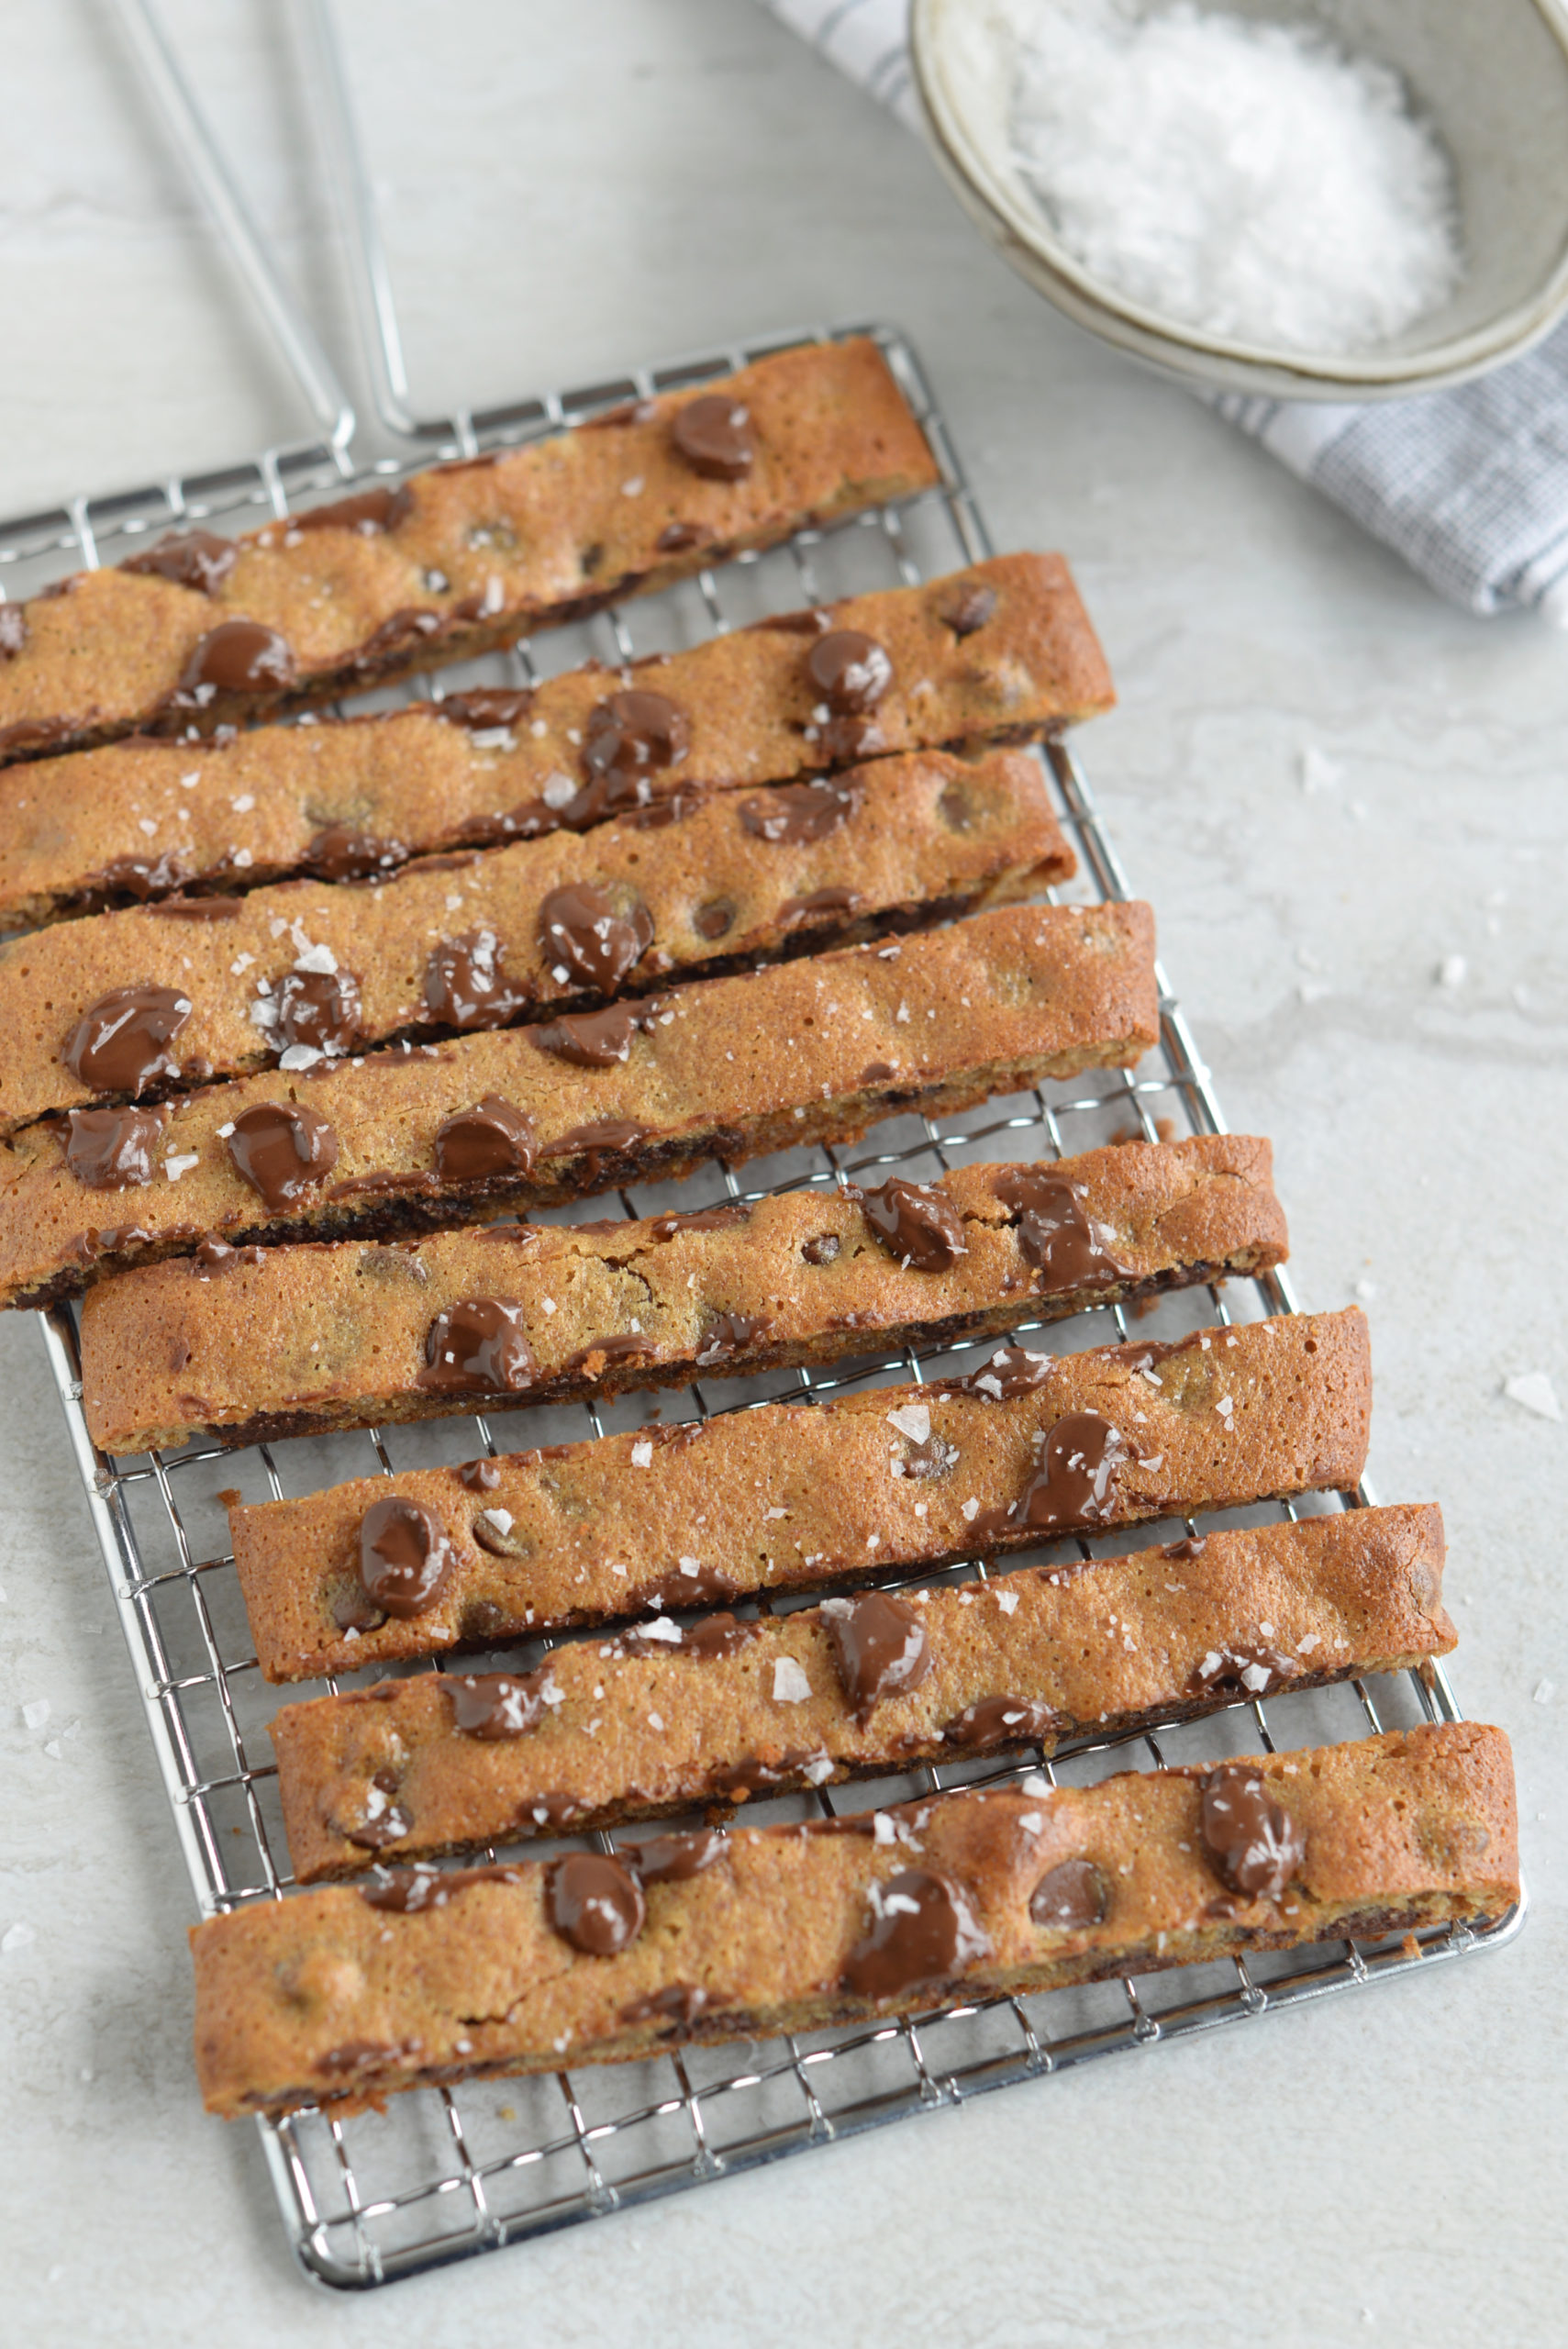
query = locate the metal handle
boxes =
[295,0,465,443]
[109,0,356,454]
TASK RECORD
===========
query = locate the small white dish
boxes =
[912,0,1568,399]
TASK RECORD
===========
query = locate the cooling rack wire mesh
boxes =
[3,323,1522,2291]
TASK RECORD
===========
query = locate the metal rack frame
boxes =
[6,317,1524,2291]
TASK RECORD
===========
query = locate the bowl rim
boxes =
[910,0,1568,394]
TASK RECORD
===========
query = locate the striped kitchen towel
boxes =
[760,0,1568,621]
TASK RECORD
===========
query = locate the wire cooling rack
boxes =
[11,323,1523,2292]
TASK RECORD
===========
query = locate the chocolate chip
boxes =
[539,882,654,992]
[670,395,755,480]
[840,1869,990,1999]
[546,1854,646,1955]
[991,1168,1123,1292]
[856,1177,966,1273]
[171,620,296,706]
[120,529,238,596]
[306,825,408,882]
[358,1497,455,1619]
[529,1005,639,1067]
[738,776,860,844]
[1199,1768,1306,1898]
[417,1297,536,1394]
[943,1696,1057,1753]
[227,1101,339,1210]
[806,629,893,716]
[583,690,690,796]
[1029,1856,1109,1929]
[273,966,361,1056]
[933,581,997,637]
[62,984,192,1095]
[290,484,414,536]
[64,1104,167,1190]
[424,928,527,1030]
[448,1669,549,1738]
[434,1095,537,1183]
[819,1591,931,1723]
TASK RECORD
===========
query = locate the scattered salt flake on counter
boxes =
[1299,748,1342,795]
[1436,954,1467,989]
[1505,1373,1561,1422]
[1355,1278,1377,1301]
[1534,1680,1554,1706]
[2,1922,36,1954]
[772,1658,812,1705]
[1297,979,1332,1006]
[630,1441,653,1468]
[43,1740,61,1760]
[21,1698,49,1731]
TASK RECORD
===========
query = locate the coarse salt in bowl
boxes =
[912,0,1568,398]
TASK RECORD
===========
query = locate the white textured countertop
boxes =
[0,4,1562,2342]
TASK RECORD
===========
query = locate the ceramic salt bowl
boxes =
[911,0,1568,398]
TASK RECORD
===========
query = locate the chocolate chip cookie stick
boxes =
[0,748,1073,1135]
[0,338,940,763]
[272,1506,1452,1880]
[189,1723,1518,2117]
[80,1134,1284,1453]
[2,900,1157,1309]
[225,1308,1370,1684]
[0,552,1112,930]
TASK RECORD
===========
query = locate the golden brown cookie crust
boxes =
[80,1132,1284,1452]
[225,1306,1371,1682]
[0,749,1073,1135]
[5,901,1157,1308]
[0,552,1112,929]
[0,339,942,762]
[189,1722,1518,2118]
[272,1504,1452,1880]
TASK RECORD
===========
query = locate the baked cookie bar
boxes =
[3,901,1156,1308]
[271,1504,1452,1878]
[224,1307,1371,1682]
[0,552,1110,929]
[0,337,940,762]
[80,1133,1284,1452]
[0,748,1072,1134]
[189,1722,1518,2115]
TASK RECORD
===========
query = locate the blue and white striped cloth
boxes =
[759,0,1568,622]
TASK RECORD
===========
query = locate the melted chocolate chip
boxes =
[150,895,243,921]
[291,483,414,536]
[551,1117,650,1180]
[563,1332,656,1380]
[358,1496,456,1619]
[0,606,28,656]
[857,1177,966,1273]
[695,1311,772,1367]
[342,1771,415,1850]
[1162,1534,1208,1561]
[670,395,755,480]
[780,886,861,927]
[627,1831,725,1883]
[64,1103,167,1189]
[820,1592,931,1722]
[530,1004,639,1067]
[693,898,734,941]
[629,1558,740,1613]
[432,1095,537,1185]
[707,1750,816,1799]
[618,1984,709,2030]
[902,1431,959,1480]
[95,852,193,902]
[539,882,654,993]
[655,521,703,553]
[306,824,408,882]
[0,715,72,758]
[1186,1642,1298,1701]
[840,1869,990,2000]
[350,608,442,671]
[584,690,690,797]
[194,1235,266,1275]
[330,1584,387,1632]
[1199,1769,1306,1899]
[61,984,192,1096]
[645,1202,751,1240]
[457,1457,502,1491]
[684,1611,762,1660]
[933,581,997,637]
[992,1168,1123,1292]
[973,1410,1124,1542]
[361,1864,517,1913]
[434,687,536,729]
[738,775,861,844]
[806,629,893,718]
[424,929,527,1030]
[448,1668,549,1738]
[172,621,296,706]
[120,529,238,596]
[227,1101,339,1209]
[801,1232,840,1266]
[417,1297,536,1393]
[943,1695,1056,1753]
[1029,1856,1109,1930]
[547,1854,646,1955]
[273,966,361,1055]
[932,1344,1052,1402]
